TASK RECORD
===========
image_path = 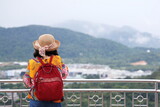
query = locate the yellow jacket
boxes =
[27,55,63,78]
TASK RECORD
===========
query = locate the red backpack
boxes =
[32,56,63,101]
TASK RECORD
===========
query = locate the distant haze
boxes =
[54,20,160,48]
[0,0,160,37]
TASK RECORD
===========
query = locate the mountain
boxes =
[0,25,160,68]
[54,20,160,48]
[0,25,128,61]
[54,20,118,37]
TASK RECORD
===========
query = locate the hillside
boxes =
[0,25,160,68]
[0,25,129,60]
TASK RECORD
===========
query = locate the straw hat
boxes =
[33,34,60,56]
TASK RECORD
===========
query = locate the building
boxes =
[130,61,147,66]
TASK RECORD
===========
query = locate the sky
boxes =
[0,0,160,36]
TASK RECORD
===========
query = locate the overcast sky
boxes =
[0,0,160,36]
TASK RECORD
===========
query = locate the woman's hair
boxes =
[33,49,59,58]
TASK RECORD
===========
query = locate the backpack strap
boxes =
[32,58,39,63]
[37,57,45,65]
[49,55,54,64]
[37,56,53,64]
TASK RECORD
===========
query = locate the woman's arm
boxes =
[23,60,34,88]
[23,72,33,88]
[61,64,69,79]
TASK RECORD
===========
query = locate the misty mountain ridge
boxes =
[54,20,160,48]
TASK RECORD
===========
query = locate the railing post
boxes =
[155,82,158,107]
[11,93,14,107]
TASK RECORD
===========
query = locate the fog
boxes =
[0,0,160,36]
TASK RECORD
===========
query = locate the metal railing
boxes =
[0,79,160,107]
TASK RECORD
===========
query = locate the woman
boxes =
[23,34,69,107]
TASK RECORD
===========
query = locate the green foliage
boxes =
[142,67,160,79]
[0,65,26,70]
[83,74,100,79]
[1,83,25,89]
[0,25,160,69]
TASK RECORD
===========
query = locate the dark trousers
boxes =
[30,99,62,107]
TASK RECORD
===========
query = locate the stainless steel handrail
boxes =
[0,89,157,93]
[0,79,160,83]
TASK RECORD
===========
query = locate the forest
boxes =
[0,25,160,71]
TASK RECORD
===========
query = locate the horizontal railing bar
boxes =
[64,89,156,92]
[0,89,29,92]
[0,89,157,93]
[134,105,148,106]
[89,104,103,106]
[111,104,125,106]
[64,79,160,83]
[67,104,81,106]
[0,79,23,83]
[156,90,160,93]
[0,79,160,83]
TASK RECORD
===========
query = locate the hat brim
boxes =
[33,40,60,51]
